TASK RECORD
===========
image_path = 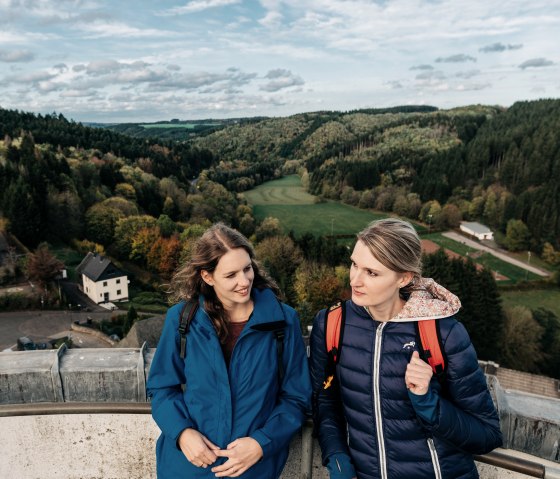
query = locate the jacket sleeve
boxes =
[309,309,352,465]
[250,306,312,458]
[420,320,503,455]
[146,304,195,444]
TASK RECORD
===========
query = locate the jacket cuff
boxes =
[408,386,439,425]
[251,430,272,457]
[326,453,356,479]
[172,421,195,450]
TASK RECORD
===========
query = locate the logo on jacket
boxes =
[402,341,416,351]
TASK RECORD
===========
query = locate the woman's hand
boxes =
[178,428,219,468]
[211,437,263,477]
[405,351,433,395]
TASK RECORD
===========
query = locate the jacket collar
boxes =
[348,277,461,323]
[196,288,283,331]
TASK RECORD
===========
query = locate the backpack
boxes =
[322,300,447,390]
[177,300,287,382]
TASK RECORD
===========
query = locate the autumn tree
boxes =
[255,235,303,301]
[293,261,345,328]
[26,243,64,289]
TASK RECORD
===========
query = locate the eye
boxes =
[244,265,253,272]
[350,261,357,268]
[367,270,377,277]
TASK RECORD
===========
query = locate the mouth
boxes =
[352,289,364,296]
[236,288,250,295]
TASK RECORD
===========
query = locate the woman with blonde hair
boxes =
[148,222,311,478]
[310,218,502,479]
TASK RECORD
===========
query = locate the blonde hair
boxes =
[357,218,422,290]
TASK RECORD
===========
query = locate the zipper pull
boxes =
[335,458,341,472]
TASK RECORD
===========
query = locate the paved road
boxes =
[442,232,550,277]
[0,310,122,351]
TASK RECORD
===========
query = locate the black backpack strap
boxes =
[251,319,287,383]
[178,301,199,360]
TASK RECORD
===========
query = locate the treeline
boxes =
[187,101,559,255]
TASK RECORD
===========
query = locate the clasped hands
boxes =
[178,428,263,477]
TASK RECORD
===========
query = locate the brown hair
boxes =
[169,222,279,342]
[357,218,422,293]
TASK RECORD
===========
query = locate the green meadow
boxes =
[245,175,385,236]
[501,289,560,318]
[422,233,541,283]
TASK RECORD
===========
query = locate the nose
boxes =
[349,270,361,287]
[239,273,251,286]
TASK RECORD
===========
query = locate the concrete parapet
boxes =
[1,348,559,466]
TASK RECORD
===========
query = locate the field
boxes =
[501,289,560,317]
[423,233,541,283]
[245,176,385,236]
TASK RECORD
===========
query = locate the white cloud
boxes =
[160,0,241,15]
[0,49,34,62]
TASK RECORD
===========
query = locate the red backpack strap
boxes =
[323,300,345,390]
[415,319,447,384]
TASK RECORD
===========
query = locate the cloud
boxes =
[159,0,241,15]
[386,80,403,89]
[410,64,433,71]
[415,70,446,81]
[479,42,522,53]
[167,64,181,71]
[435,54,476,63]
[519,57,554,69]
[0,49,34,62]
[455,69,480,79]
[260,69,304,92]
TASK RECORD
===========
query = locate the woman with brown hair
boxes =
[148,223,311,478]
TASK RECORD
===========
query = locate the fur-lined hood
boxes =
[391,277,461,322]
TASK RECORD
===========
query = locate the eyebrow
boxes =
[222,262,252,276]
[350,257,382,273]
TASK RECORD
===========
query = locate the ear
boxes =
[200,270,213,286]
[399,272,414,288]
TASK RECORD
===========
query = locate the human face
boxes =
[349,240,411,321]
[201,248,255,310]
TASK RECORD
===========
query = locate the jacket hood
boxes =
[391,277,461,322]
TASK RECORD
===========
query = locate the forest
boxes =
[0,101,559,378]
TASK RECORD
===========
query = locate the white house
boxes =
[76,252,129,304]
[459,221,494,241]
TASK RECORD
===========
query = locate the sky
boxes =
[0,0,559,123]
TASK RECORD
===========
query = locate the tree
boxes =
[85,203,124,246]
[532,308,560,379]
[26,244,64,289]
[255,217,282,241]
[293,261,345,328]
[504,219,530,251]
[255,235,304,301]
[501,306,544,372]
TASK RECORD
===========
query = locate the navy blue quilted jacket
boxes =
[310,279,502,479]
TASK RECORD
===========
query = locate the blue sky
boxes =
[1,0,558,123]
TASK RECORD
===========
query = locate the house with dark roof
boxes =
[76,252,129,304]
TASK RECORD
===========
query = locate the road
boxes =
[0,310,122,351]
[442,232,550,277]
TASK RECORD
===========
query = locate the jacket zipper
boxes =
[373,322,388,479]
[427,437,442,479]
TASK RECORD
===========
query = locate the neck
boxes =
[226,301,254,323]
[366,297,406,322]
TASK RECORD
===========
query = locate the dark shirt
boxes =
[222,319,249,366]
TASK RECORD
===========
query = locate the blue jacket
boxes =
[147,288,312,478]
[310,280,503,479]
